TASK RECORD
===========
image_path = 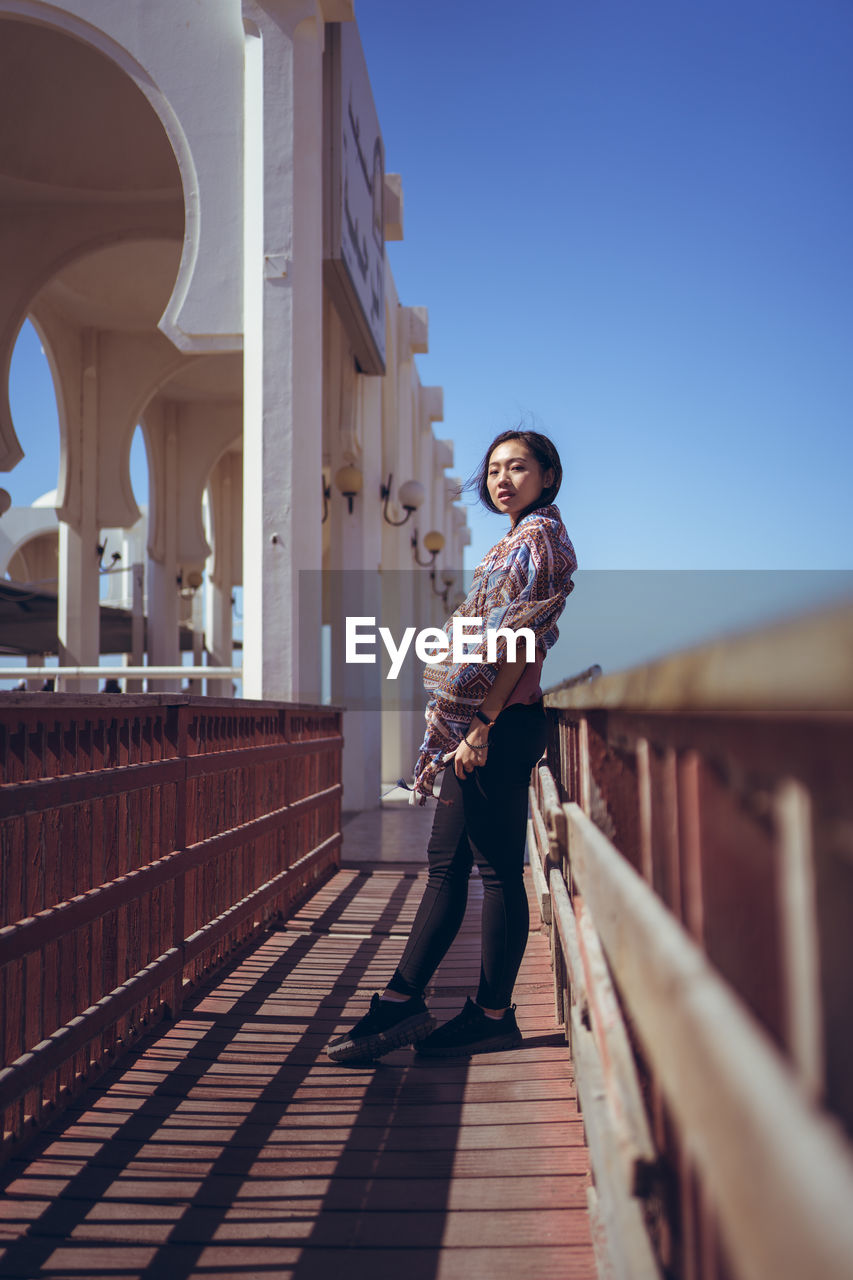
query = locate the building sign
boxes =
[323,22,386,375]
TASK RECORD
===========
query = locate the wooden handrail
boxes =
[546,601,853,719]
[568,800,853,1280]
[0,697,343,1162]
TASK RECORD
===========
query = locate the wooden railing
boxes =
[0,694,342,1161]
[529,603,853,1280]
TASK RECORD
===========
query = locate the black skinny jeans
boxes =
[388,701,548,1009]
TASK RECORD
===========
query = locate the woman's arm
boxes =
[452,651,531,777]
[478,651,530,721]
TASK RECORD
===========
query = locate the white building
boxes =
[0,0,470,809]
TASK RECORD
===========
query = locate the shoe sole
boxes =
[326,1011,435,1063]
[416,1029,523,1059]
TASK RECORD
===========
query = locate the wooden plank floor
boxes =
[0,839,598,1279]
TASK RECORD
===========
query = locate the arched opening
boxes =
[0,17,186,686]
[130,424,150,514]
[5,528,58,587]
[7,320,60,508]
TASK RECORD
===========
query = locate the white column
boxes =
[57,329,100,692]
[337,374,382,811]
[205,453,238,697]
[379,318,427,788]
[380,558,421,788]
[206,580,234,696]
[189,591,205,695]
[123,562,145,693]
[146,406,181,690]
[242,9,323,703]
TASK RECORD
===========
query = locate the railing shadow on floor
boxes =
[529,602,853,1280]
[0,869,466,1280]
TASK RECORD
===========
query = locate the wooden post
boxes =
[678,751,704,944]
[636,737,654,885]
[775,778,824,1102]
[578,714,592,816]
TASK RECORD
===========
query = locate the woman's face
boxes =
[486,439,553,525]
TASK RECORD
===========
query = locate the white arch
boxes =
[0,1,242,353]
[0,505,58,579]
[0,212,184,476]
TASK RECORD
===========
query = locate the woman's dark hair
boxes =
[462,428,563,517]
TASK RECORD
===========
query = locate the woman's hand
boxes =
[453,720,490,779]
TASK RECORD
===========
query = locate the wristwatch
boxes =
[474,709,496,727]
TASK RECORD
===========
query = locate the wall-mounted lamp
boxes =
[334,464,363,514]
[380,474,424,526]
[97,538,121,572]
[177,568,203,597]
[430,566,457,605]
[412,527,445,568]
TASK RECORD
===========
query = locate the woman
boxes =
[327,429,576,1062]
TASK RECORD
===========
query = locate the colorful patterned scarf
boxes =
[411,503,576,800]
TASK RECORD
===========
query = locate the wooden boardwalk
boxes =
[0,807,597,1280]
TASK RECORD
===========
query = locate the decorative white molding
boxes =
[383,173,404,241]
[420,384,443,425]
[399,304,428,357]
[434,438,454,469]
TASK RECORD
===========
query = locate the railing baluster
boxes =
[677,751,704,943]
[636,737,654,885]
[0,693,342,1163]
[775,778,823,1101]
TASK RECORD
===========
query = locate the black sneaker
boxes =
[326,993,434,1063]
[416,997,523,1058]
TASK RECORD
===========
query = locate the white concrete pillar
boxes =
[205,452,240,697]
[380,561,421,788]
[57,329,100,692]
[242,8,323,703]
[378,301,434,788]
[189,591,204,694]
[123,562,145,693]
[337,373,383,811]
[206,582,233,696]
[146,404,181,690]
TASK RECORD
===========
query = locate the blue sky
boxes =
[4,0,852,676]
[356,0,853,576]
